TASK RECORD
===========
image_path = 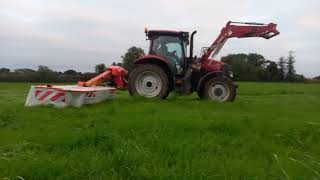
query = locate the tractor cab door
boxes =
[150,36,186,74]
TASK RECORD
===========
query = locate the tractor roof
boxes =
[146,30,189,40]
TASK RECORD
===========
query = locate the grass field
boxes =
[0,82,320,179]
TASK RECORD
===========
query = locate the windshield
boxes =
[150,36,185,73]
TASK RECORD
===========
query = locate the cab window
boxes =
[151,36,184,73]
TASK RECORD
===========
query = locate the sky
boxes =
[0,0,319,77]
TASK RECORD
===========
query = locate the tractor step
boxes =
[173,70,193,95]
[25,85,116,108]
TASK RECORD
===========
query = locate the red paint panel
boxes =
[35,90,42,97]
[39,90,53,101]
[50,91,65,101]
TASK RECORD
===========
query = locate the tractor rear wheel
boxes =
[201,77,236,102]
[128,64,169,99]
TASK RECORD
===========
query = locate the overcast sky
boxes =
[0,0,319,77]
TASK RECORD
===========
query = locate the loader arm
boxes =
[201,21,280,61]
[78,66,128,90]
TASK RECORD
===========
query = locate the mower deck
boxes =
[25,85,116,108]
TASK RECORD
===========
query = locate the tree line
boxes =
[0,65,99,83]
[221,51,305,82]
[0,46,145,83]
[0,46,317,83]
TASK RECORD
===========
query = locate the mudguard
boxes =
[197,71,225,92]
[134,55,175,73]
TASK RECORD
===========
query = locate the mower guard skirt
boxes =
[25,85,116,108]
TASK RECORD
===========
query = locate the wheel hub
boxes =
[146,82,152,87]
[214,88,223,96]
[208,84,229,101]
[135,71,162,98]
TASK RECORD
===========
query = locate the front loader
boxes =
[128,21,280,101]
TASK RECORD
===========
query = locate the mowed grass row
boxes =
[0,82,319,179]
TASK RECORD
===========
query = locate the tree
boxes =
[64,69,77,75]
[0,68,10,73]
[277,57,286,81]
[122,46,145,72]
[37,65,55,82]
[221,53,248,80]
[265,61,280,81]
[221,53,269,81]
[247,53,266,68]
[95,64,106,74]
[221,53,292,82]
[294,74,305,82]
[247,53,268,81]
[14,68,35,74]
[38,65,52,73]
[286,51,296,82]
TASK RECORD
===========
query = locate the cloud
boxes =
[298,14,320,30]
[0,0,319,77]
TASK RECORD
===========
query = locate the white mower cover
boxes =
[25,85,116,108]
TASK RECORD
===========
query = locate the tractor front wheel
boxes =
[128,64,169,99]
[201,77,236,102]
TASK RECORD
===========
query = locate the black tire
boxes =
[200,77,236,102]
[128,64,170,99]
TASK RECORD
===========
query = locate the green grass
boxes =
[0,82,320,179]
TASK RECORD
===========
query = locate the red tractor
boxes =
[128,21,280,101]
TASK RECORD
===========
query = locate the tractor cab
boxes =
[146,30,190,74]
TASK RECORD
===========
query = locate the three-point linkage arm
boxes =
[201,21,280,61]
[77,66,128,90]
